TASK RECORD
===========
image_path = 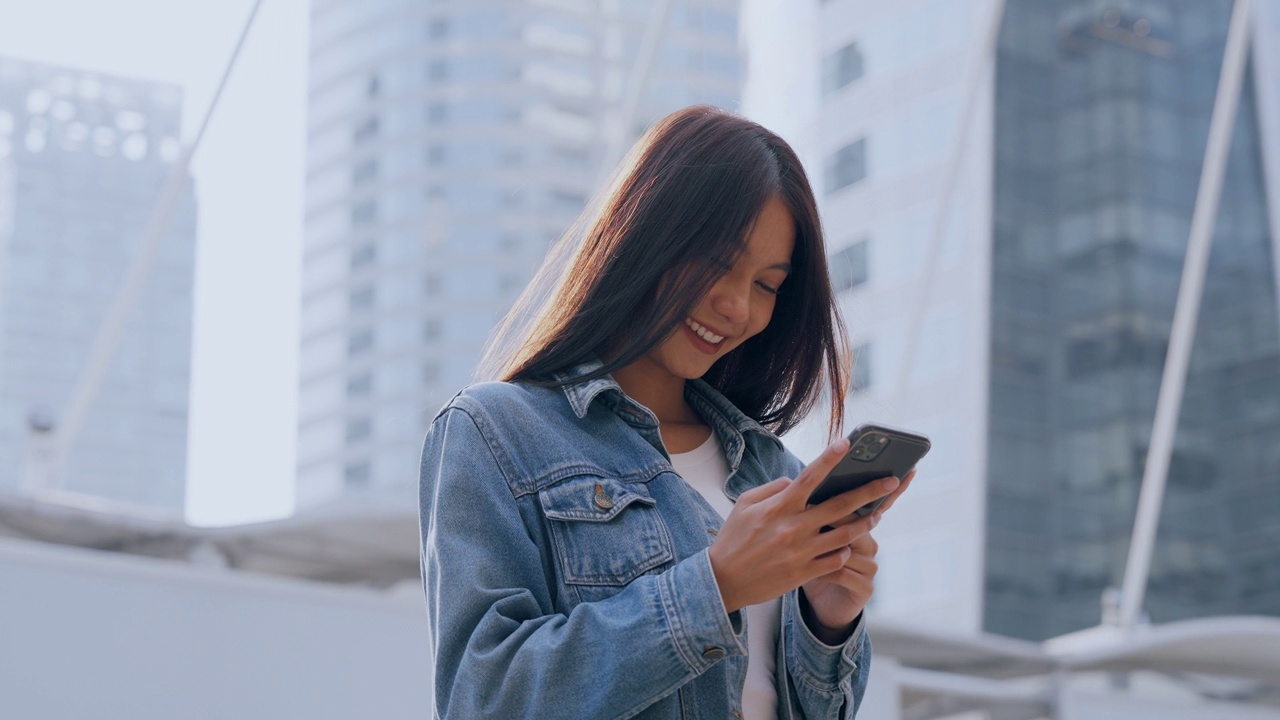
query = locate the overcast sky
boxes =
[1,0,307,525]
[0,0,822,526]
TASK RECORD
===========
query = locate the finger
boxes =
[809,476,898,528]
[811,513,878,557]
[876,469,916,515]
[810,562,875,595]
[847,532,878,558]
[786,437,850,504]
[843,554,878,578]
[738,477,791,505]
[811,545,853,576]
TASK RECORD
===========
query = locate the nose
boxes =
[708,276,750,326]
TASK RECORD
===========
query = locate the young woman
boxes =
[419,106,913,719]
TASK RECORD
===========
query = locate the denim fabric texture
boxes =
[419,360,872,718]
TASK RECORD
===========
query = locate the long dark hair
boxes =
[488,105,850,437]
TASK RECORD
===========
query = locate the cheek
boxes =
[746,296,778,338]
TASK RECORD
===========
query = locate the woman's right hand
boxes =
[707,438,898,613]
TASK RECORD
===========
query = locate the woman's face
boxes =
[642,194,796,382]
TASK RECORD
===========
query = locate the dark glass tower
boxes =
[987,0,1280,640]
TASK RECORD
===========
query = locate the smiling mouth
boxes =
[685,318,725,345]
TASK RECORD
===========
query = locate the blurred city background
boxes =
[1,0,1279,718]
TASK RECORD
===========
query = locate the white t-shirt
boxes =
[669,433,779,720]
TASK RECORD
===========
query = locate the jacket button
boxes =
[701,646,725,661]
[593,483,614,511]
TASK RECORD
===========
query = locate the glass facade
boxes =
[298,0,745,508]
[988,0,1280,639]
[0,57,196,510]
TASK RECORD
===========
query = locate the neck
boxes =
[611,360,698,425]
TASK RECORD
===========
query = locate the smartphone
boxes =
[807,423,931,515]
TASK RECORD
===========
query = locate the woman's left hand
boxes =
[799,469,915,644]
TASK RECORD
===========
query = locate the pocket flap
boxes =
[539,476,656,523]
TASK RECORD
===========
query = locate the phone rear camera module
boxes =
[851,432,889,463]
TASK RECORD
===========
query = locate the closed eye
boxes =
[756,280,781,295]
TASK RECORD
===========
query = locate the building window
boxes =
[352,159,378,185]
[553,145,590,167]
[829,239,869,293]
[825,139,867,195]
[424,317,442,340]
[549,190,586,212]
[349,285,375,310]
[823,42,864,95]
[428,18,449,39]
[367,75,380,97]
[353,116,379,143]
[347,373,373,396]
[348,329,374,356]
[351,201,377,225]
[426,145,445,166]
[427,102,448,124]
[700,8,737,35]
[428,60,449,81]
[423,363,441,384]
[424,274,442,296]
[344,460,371,486]
[350,244,376,269]
[346,417,373,442]
[702,52,739,77]
[852,342,872,392]
[499,274,524,294]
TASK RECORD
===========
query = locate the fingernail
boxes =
[870,511,883,528]
[883,476,900,491]
[831,438,850,453]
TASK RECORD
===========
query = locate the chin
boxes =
[676,355,722,380]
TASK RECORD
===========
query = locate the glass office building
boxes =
[805,0,1280,641]
[987,0,1280,640]
[298,0,743,509]
[0,57,196,510]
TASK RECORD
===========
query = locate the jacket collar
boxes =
[552,357,784,451]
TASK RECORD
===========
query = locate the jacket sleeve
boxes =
[780,589,872,718]
[420,406,746,719]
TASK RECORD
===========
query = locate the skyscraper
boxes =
[800,0,1280,640]
[297,0,745,510]
[0,57,197,511]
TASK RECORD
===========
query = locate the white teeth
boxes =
[684,318,724,344]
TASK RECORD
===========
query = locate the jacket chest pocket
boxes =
[539,476,675,602]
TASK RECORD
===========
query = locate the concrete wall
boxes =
[0,537,431,720]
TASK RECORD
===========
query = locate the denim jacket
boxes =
[419,361,871,718]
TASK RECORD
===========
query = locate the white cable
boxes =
[1118,0,1255,631]
[44,0,268,488]
[595,0,672,187]
[1250,0,1280,332]
[889,0,1007,419]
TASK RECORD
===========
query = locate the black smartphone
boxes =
[807,423,931,515]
